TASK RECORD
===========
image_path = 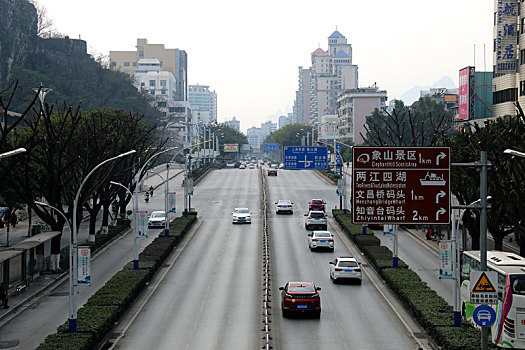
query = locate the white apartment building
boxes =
[134,59,177,108]
[188,85,217,123]
[317,114,339,141]
[337,87,387,145]
[247,127,262,152]
[225,116,240,131]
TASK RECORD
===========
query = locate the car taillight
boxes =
[328,239,334,242]
[354,268,361,272]
[335,268,343,271]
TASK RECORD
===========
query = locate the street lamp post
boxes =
[34,201,73,327]
[133,147,177,268]
[71,150,136,333]
[0,148,26,159]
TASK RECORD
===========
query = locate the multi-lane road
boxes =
[114,167,424,349]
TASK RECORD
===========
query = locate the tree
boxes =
[263,124,313,147]
[28,1,59,39]
[363,97,454,147]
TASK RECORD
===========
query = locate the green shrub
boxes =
[36,333,95,350]
[352,234,381,248]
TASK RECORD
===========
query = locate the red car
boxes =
[279,281,321,318]
[268,169,277,176]
[309,199,325,212]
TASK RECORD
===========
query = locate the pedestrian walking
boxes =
[9,212,17,228]
[0,282,9,309]
[149,186,154,197]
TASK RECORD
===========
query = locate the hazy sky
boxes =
[42,0,493,132]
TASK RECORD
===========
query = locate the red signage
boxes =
[352,147,450,225]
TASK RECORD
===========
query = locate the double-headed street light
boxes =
[70,149,136,333]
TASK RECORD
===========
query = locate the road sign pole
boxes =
[393,225,399,268]
[452,210,461,327]
[480,151,489,350]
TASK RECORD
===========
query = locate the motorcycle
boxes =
[144,192,150,203]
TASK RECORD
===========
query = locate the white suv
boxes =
[329,257,362,284]
[304,211,327,230]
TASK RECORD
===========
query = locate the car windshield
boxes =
[338,261,358,268]
[278,201,291,205]
[314,232,330,238]
[288,285,315,293]
[312,200,323,204]
[151,212,165,218]
[310,212,325,218]
[235,209,249,214]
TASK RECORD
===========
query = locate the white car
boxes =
[279,163,284,169]
[249,163,255,169]
[329,257,362,284]
[308,231,334,251]
[232,208,252,224]
[275,200,293,214]
[148,211,166,228]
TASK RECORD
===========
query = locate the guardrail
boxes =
[261,168,272,350]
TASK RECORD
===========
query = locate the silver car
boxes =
[148,211,166,228]
[304,211,327,230]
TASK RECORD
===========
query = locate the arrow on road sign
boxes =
[435,208,446,220]
[436,152,446,165]
[435,190,446,203]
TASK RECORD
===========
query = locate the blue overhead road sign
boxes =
[284,146,328,169]
[264,143,280,152]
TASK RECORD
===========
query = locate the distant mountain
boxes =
[400,76,456,105]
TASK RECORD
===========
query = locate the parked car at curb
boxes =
[308,231,334,251]
[329,257,362,284]
[148,211,166,228]
[280,281,321,318]
[304,211,327,230]
[232,208,252,224]
[275,200,293,214]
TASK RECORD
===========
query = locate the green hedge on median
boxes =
[331,210,495,350]
[37,214,197,350]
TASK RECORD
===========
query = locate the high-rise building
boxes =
[109,38,188,101]
[279,114,292,129]
[225,116,240,131]
[309,30,358,124]
[247,127,262,152]
[294,67,311,124]
[188,85,217,123]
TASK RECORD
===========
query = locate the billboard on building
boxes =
[496,0,518,73]
[459,67,474,120]
[224,144,239,152]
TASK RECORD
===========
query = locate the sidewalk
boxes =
[0,165,183,325]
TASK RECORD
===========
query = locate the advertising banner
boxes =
[168,192,176,213]
[77,246,91,285]
[496,0,518,73]
[224,144,239,152]
[137,210,148,237]
[458,67,470,120]
[439,240,453,278]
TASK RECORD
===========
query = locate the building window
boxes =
[522,18,525,34]
[521,81,525,96]
[157,102,166,107]
[139,50,144,57]
[493,88,517,104]
[161,89,166,95]
[132,62,137,66]
[160,80,167,87]
[111,61,116,67]
[149,80,156,87]
[521,49,525,65]
[150,90,155,95]
[140,82,145,87]
[124,62,130,67]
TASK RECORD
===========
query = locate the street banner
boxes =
[137,210,148,237]
[186,178,194,195]
[337,179,344,197]
[224,144,239,152]
[168,192,176,213]
[439,240,453,279]
[77,246,91,285]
